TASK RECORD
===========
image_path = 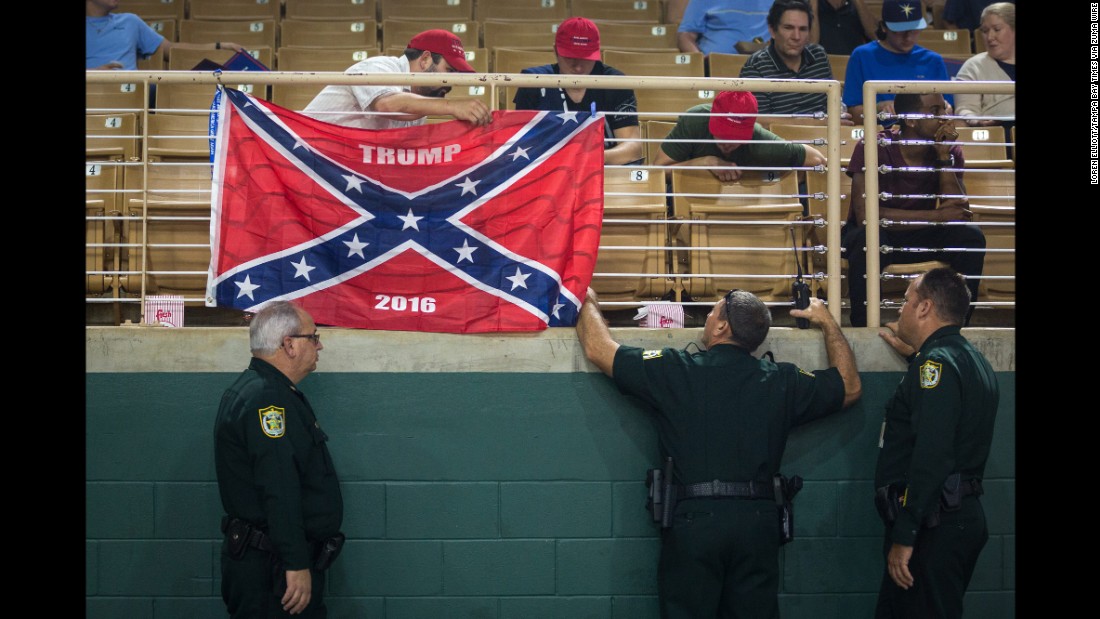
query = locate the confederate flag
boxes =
[206,87,605,333]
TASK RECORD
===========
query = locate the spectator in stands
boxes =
[954,2,1015,130]
[653,90,826,182]
[86,0,244,70]
[843,93,985,327]
[677,0,774,59]
[943,0,1002,33]
[512,17,644,165]
[302,30,491,130]
[740,0,852,124]
[843,0,953,125]
[809,0,877,55]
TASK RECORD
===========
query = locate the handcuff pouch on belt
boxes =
[774,473,803,546]
[874,473,983,528]
[222,516,272,560]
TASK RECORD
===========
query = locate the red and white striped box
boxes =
[634,303,685,329]
[143,295,185,327]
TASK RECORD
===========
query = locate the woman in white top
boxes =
[954,2,1015,128]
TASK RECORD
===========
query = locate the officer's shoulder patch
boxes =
[919,360,942,389]
[258,406,286,438]
[641,350,663,360]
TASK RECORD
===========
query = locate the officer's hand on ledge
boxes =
[789,297,834,328]
[93,61,124,70]
[879,321,916,358]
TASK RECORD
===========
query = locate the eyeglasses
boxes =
[288,332,321,344]
[723,289,742,324]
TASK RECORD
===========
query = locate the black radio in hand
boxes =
[790,225,810,329]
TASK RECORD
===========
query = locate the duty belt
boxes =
[677,479,774,500]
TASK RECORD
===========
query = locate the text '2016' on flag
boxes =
[206,87,605,333]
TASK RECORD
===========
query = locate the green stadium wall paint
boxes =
[87,327,1015,619]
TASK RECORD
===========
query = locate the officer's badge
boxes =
[259,406,286,438]
[642,350,663,360]
[919,361,942,389]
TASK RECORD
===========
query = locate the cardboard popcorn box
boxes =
[144,295,185,327]
[634,303,684,329]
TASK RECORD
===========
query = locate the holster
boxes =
[774,474,803,546]
[312,533,346,572]
[874,484,904,525]
[644,457,677,529]
[875,475,983,529]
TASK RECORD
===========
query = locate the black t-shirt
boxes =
[817,0,870,56]
[513,62,639,151]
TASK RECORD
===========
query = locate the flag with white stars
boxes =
[206,87,605,333]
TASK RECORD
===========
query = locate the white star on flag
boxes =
[557,111,579,124]
[235,275,260,300]
[343,174,365,193]
[455,176,481,196]
[398,209,423,231]
[291,256,316,281]
[506,267,530,290]
[344,234,369,258]
[454,239,478,263]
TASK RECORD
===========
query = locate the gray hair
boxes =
[249,301,303,356]
[725,290,772,351]
[981,2,1015,30]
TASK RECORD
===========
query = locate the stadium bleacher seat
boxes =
[671,169,806,302]
[280,19,379,49]
[594,166,672,301]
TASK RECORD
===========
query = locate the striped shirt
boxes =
[739,42,834,118]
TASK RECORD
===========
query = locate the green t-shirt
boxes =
[660,104,807,167]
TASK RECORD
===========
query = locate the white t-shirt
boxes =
[302,55,424,130]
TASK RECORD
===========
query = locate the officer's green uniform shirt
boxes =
[215,357,344,570]
[874,326,999,546]
[659,104,807,166]
[613,344,846,484]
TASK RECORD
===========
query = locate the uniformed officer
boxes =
[215,301,344,618]
[575,287,861,618]
[873,267,999,619]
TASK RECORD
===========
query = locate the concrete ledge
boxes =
[86,326,1015,373]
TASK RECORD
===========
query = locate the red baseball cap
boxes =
[408,29,475,73]
[555,17,601,61]
[709,91,758,142]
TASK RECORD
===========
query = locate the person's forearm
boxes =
[677,32,701,54]
[605,141,645,165]
[371,92,446,120]
[821,319,861,406]
[576,298,618,377]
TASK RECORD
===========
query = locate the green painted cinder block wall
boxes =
[86,327,1014,618]
[86,367,1014,619]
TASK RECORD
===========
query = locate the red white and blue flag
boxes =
[206,87,604,333]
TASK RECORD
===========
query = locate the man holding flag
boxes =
[302,29,492,130]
